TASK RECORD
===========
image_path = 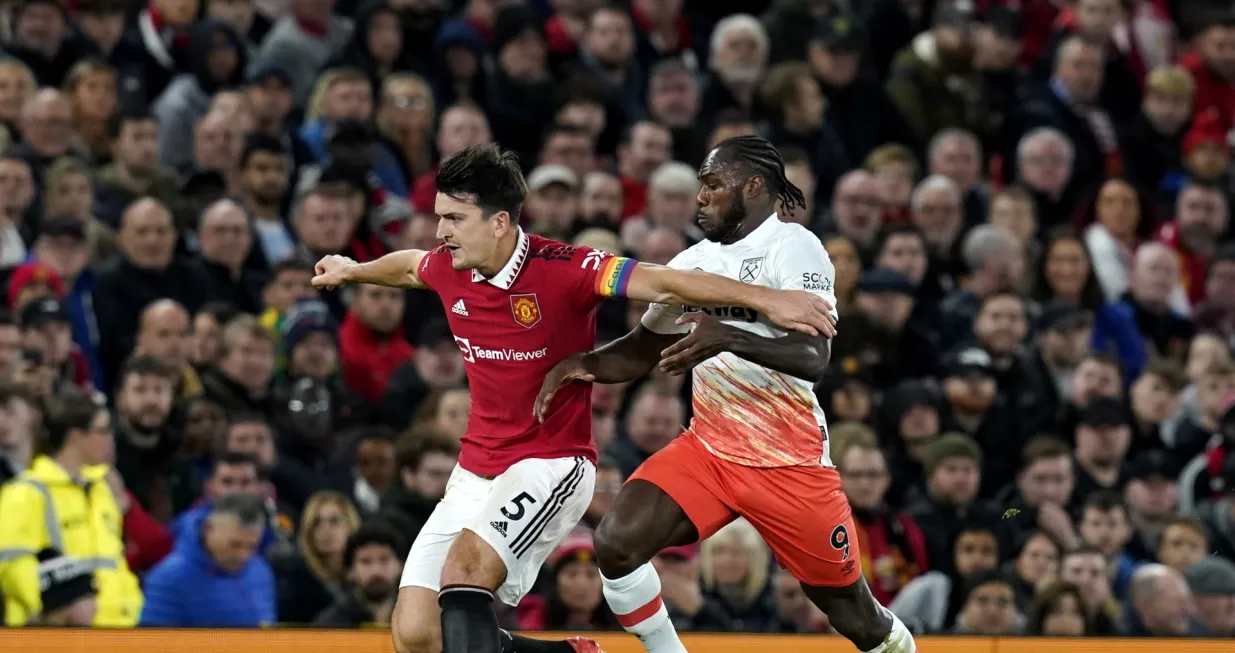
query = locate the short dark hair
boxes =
[344,521,407,569]
[553,74,610,113]
[227,412,271,433]
[1018,435,1072,473]
[876,222,928,256]
[620,119,668,147]
[212,451,259,475]
[1061,545,1107,563]
[1160,514,1209,545]
[1080,351,1123,380]
[395,426,460,472]
[1082,490,1127,518]
[116,355,174,391]
[209,493,267,529]
[107,108,155,140]
[759,62,814,123]
[435,144,528,218]
[271,255,316,279]
[240,134,287,168]
[962,568,1013,597]
[43,392,103,453]
[198,301,242,326]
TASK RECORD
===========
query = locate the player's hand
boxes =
[659,313,734,376]
[312,255,358,290]
[758,289,837,338]
[534,353,596,422]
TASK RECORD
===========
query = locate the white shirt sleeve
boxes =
[771,228,839,321]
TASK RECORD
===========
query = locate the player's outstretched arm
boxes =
[622,263,836,338]
[534,325,679,422]
[311,250,429,290]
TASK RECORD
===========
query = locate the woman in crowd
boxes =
[1026,581,1096,636]
[699,518,778,632]
[277,490,361,623]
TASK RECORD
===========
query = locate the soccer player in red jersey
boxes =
[535,137,917,653]
[310,144,837,653]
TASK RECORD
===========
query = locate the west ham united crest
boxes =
[510,294,542,328]
[739,257,764,283]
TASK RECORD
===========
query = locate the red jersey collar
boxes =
[472,228,530,289]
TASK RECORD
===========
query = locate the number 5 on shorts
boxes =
[830,524,851,561]
[501,492,537,521]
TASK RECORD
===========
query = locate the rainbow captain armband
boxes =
[595,256,635,297]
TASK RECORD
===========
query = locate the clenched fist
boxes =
[313,255,357,290]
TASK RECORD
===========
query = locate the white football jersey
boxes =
[642,215,837,468]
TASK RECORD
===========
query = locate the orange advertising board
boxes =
[0,630,1231,653]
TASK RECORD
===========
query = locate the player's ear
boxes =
[744,175,764,200]
[490,210,511,235]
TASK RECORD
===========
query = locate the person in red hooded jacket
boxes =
[1180,14,1235,137]
[339,282,414,405]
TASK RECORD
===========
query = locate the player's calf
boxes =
[392,587,442,653]
[802,580,915,653]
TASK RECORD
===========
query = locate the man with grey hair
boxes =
[139,493,276,626]
[1125,563,1203,636]
[195,199,265,313]
[1015,127,1075,223]
[928,128,988,227]
[702,14,768,129]
[1122,241,1191,356]
[940,225,1025,348]
[1184,557,1235,636]
[1015,35,1109,212]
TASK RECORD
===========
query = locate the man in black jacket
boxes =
[314,523,407,627]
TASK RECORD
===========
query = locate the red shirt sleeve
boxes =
[417,245,451,291]
[566,246,638,304]
[122,492,173,572]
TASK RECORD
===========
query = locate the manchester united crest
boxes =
[510,294,542,328]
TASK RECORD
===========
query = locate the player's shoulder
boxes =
[768,221,828,256]
[665,240,708,269]
[419,244,451,273]
[525,234,586,265]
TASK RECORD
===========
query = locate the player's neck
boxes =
[476,231,521,278]
[720,207,775,245]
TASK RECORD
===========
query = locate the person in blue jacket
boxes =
[140,494,276,627]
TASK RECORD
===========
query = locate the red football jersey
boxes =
[417,229,637,476]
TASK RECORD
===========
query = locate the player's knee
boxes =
[392,604,441,653]
[441,529,506,589]
[594,515,646,574]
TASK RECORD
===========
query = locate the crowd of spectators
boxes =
[0,0,1231,640]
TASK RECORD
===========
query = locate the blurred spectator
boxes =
[1005,530,1062,611]
[0,391,143,626]
[605,382,684,478]
[699,518,776,632]
[823,171,882,260]
[952,569,1023,634]
[938,227,1025,349]
[0,381,37,484]
[519,529,618,631]
[340,283,411,405]
[133,299,200,399]
[616,120,672,219]
[1123,449,1182,561]
[582,456,624,530]
[196,198,268,313]
[1121,66,1193,203]
[1014,127,1075,226]
[376,319,466,430]
[1155,515,1208,573]
[112,355,197,522]
[1157,182,1229,308]
[381,426,458,547]
[313,520,405,626]
[890,519,1001,633]
[1058,546,1120,633]
[1123,563,1204,636]
[279,490,361,623]
[252,0,353,107]
[1025,580,1095,636]
[833,423,928,604]
[140,493,277,626]
[201,314,277,413]
[1184,556,1235,636]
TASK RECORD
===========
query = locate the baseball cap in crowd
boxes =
[1124,449,1178,483]
[37,548,96,615]
[856,267,915,296]
[247,64,292,88]
[281,299,339,354]
[40,215,87,243]
[1038,301,1091,332]
[1078,396,1130,430]
[944,347,994,379]
[984,6,1023,40]
[527,164,580,193]
[21,297,70,329]
[1184,557,1235,597]
[7,262,65,309]
[811,15,864,53]
[922,432,982,476]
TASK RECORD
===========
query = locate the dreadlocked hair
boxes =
[715,135,807,217]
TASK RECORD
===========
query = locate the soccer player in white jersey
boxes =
[535,136,917,653]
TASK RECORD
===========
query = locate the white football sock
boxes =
[602,564,688,653]
[864,608,917,653]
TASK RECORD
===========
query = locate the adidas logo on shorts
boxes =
[452,299,469,316]
[490,521,508,537]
